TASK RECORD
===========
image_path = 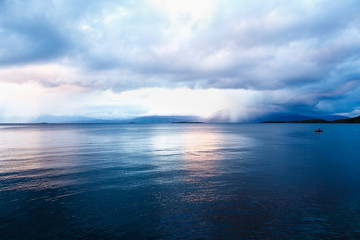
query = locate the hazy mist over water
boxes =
[1,123,360,239]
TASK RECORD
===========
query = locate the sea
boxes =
[1,123,360,239]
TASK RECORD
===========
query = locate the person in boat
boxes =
[315,127,322,132]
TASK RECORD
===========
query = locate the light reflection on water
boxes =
[1,123,360,239]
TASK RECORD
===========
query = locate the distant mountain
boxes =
[255,112,313,122]
[34,115,202,124]
[263,115,360,123]
[34,115,126,123]
[254,113,347,123]
[34,113,354,124]
[334,115,360,123]
[306,114,348,121]
[207,110,314,123]
[130,115,202,123]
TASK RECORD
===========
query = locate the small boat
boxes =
[314,128,323,133]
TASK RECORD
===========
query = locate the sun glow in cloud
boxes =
[151,0,215,18]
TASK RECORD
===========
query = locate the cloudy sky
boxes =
[1,0,360,122]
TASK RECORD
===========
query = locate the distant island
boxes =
[172,121,204,124]
[263,115,360,123]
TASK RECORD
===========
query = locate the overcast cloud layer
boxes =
[1,0,360,122]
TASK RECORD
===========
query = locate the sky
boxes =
[0,0,360,122]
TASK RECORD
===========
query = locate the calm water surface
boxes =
[1,123,360,239]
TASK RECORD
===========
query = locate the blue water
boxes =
[1,123,360,239]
